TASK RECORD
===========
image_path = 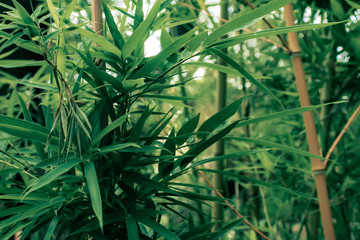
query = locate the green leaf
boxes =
[126,216,140,240]
[46,0,60,27]
[187,31,208,52]
[203,0,294,46]
[179,121,240,169]
[75,28,122,56]
[176,113,200,146]
[84,161,103,231]
[122,171,180,195]
[235,101,345,128]
[183,62,269,79]
[136,216,180,240]
[44,215,60,240]
[207,218,245,240]
[0,32,24,52]
[25,158,82,194]
[227,137,326,160]
[207,48,283,108]
[12,0,40,36]
[198,98,242,134]
[212,22,344,49]
[0,115,59,148]
[123,0,161,58]
[15,91,47,160]
[0,60,46,68]
[128,106,154,142]
[159,128,176,177]
[91,114,128,146]
[199,169,317,199]
[180,222,217,240]
[160,27,173,49]
[102,2,125,50]
[0,197,64,231]
[73,48,125,93]
[131,26,199,79]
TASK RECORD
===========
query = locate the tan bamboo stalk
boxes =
[284,4,336,240]
[211,0,229,232]
[92,0,103,36]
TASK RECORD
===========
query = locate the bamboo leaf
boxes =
[84,161,103,231]
[102,2,125,50]
[44,215,60,240]
[73,48,125,93]
[227,137,326,160]
[126,216,140,240]
[179,121,240,169]
[12,0,40,36]
[75,28,122,56]
[0,115,59,147]
[131,26,199,79]
[203,0,294,46]
[183,62,268,79]
[199,169,317,199]
[198,98,242,134]
[212,21,345,49]
[136,216,180,240]
[123,0,161,58]
[207,48,283,108]
[91,114,128,146]
[235,101,346,128]
[0,60,46,68]
[46,0,60,27]
[26,158,82,194]
[176,113,200,146]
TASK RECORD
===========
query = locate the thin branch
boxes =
[324,104,360,167]
[196,168,271,240]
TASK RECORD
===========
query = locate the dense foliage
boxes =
[0,0,358,239]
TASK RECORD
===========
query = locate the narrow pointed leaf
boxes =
[207,48,283,107]
[102,2,125,50]
[131,26,199,79]
[198,98,242,133]
[84,161,103,231]
[123,0,160,58]
[92,114,128,145]
[203,0,294,46]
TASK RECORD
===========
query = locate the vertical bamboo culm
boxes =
[212,0,229,231]
[92,0,103,37]
[284,4,336,240]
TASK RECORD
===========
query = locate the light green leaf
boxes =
[12,0,40,36]
[131,26,199,79]
[198,98,242,134]
[211,22,344,49]
[75,28,122,56]
[199,169,317,200]
[102,2,125,50]
[84,161,103,231]
[25,159,82,194]
[203,0,294,46]
[136,216,180,240]
[123,0,161,58]
[227,137,326,160]
[235,101,346,128]
[207,48,283,108]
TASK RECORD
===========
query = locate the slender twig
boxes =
[324,104,360,167]
[196,168,270,240]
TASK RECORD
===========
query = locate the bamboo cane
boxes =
[212,0,229,231]
[92,0,103,36]
[284,4,336,240]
